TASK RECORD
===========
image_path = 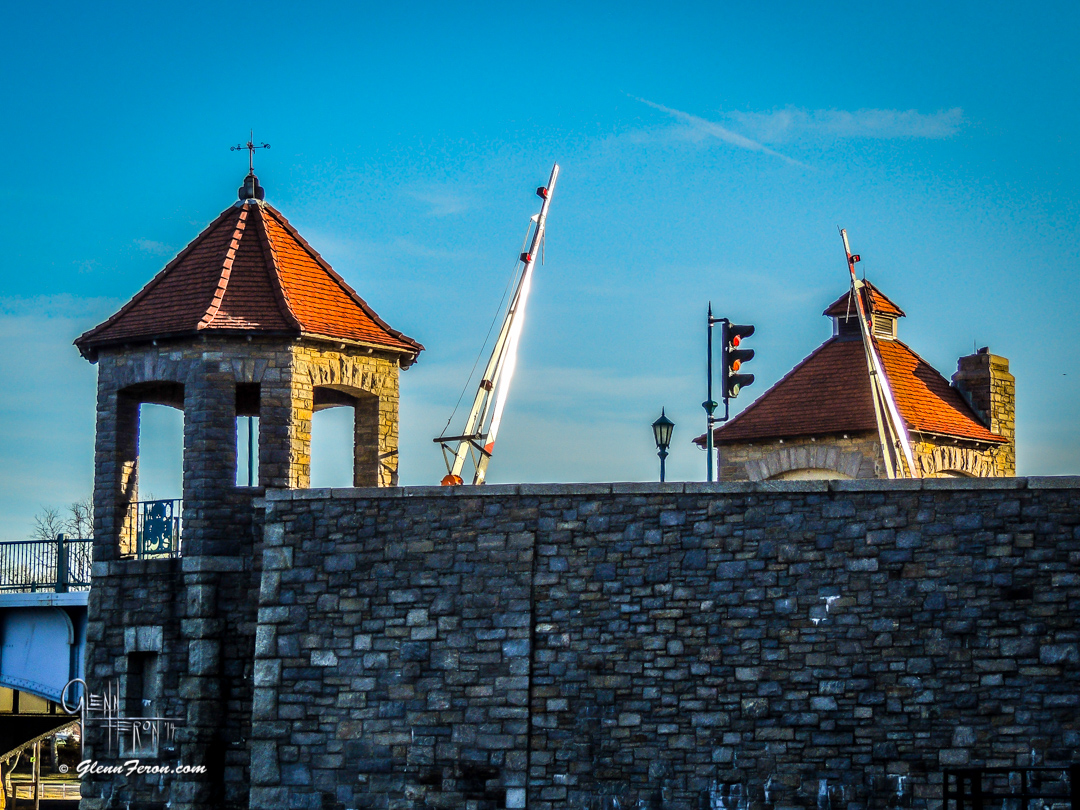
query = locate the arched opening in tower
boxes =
[311,385,381,488]
[138,403,183,500]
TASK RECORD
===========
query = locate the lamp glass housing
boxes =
[652,410,674,450]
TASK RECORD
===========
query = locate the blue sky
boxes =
[1,1,1077,539]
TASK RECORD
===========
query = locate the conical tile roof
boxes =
[76,184,423,362]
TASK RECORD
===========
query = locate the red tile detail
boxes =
[76,200,422,358]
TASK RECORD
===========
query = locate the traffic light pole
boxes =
[703,307,728,483]
[705,309,755,482]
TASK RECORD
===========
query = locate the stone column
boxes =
[181,367,238,556]
[92,374,140,563]
[258,355,301,489]
[354,393,380,487]
[172,361,236,808]
[378,376,399,486]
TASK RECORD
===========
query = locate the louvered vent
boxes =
[872,314,897,340]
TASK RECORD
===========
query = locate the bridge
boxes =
[0,535,89,756]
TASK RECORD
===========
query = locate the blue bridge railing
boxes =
[0,536,92,592]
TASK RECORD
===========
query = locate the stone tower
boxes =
[74,170,422,809]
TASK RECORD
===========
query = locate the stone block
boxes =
[263,546,294,570]
[188,639,220,675]
[1039,644,1078,664]
[253,659,282,687]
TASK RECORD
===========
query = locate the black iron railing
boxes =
[0,536,92,592]
[123,499,183,559]
[944,766,1079,810]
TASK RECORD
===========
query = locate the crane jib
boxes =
[435,163,560,485]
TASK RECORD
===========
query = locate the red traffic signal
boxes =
[722,322,756,399]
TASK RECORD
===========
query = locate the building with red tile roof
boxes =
[75,175,422,363]
[696,282,1015,480]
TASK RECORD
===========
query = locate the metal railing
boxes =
[123,499,183,559]
[0,535,92,592]
[944,766,1079,810]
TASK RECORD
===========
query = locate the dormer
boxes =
[823,280,905,341]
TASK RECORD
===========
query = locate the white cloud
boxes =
[721,107,965,143]
[634,97,810,168]
[630,97,964,163]
[403,186,476,218]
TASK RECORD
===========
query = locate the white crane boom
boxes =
[840,229,919,479]
[435,163,560,485]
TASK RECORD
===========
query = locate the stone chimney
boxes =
[953,347,1015,475]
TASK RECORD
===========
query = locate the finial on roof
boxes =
[231,131,270,200]
[238,173,265,201]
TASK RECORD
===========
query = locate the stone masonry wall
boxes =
[718,435,884,481]
[251,478,1080,810]
[720,434,1010,481]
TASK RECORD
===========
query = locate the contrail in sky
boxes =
[633,96,810,168]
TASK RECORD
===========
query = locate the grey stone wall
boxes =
[247,478,1080,810]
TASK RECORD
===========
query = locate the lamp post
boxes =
[652,409,675,483]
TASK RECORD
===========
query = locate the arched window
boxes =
[310,385,381,488]
[115,383,184,558]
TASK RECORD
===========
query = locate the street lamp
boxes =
[652,409,675,482]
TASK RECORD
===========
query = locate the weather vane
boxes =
[231,131,270,174]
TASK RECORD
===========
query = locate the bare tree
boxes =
[66,497,94,539]
[32,506,67,542]
[31,498,94,541]
[11,500,95,590]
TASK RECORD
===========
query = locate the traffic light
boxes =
[722,322,755,398]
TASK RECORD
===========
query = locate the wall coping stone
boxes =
[742,480,831,493]
[1028,475,1080,489]
[920,476,1025,490]
[262,476,1079,501]
[612,482,686,494]
[831,479,923,491]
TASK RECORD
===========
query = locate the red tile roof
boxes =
[76,199,423,361]
[823,280,905,318]
[697,335,1006,447]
